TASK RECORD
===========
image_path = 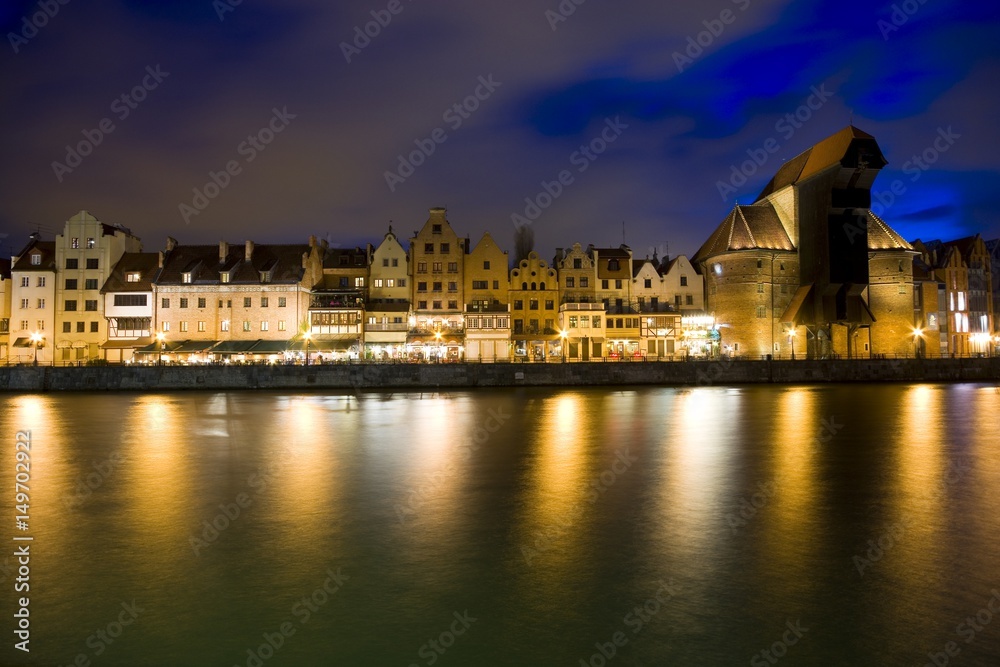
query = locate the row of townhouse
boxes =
[2,208,707,365]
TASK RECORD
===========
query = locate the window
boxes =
[38,277,46,287]
[261,297,269,308]
[373,279,384,288]
[278,320,286,331]
[680,276,688,287]
[417,262,427,273]
[392,258,399,267]
[20,321,28,331]
[492,280,498,289]
[602,280,609,290]
[757,283,765,293]
[573,258,582,269]
[644,279,652,288]
[63,322,71,333]
[127,272,141,283]
[162,298,170,309]
[433,262,442,273]
[441,243,450,253]
[77,321,85,333]
[448,262,458,273]
[386,279,395,287]
[20,298,29,309]
[84,278,97,290]
[198,298,206,308]
[65,279,78,290]
[86,238,95,249]
[779,263,785,271]
[86,259,98,269]
[261,321,269,331]
[483,261,491,270]
[433,282,442,291]
[756,306,766,318]
[898,260,904,272]
[382,258,389,267]
[278,297,286,308]
[36,299,45,309]
[355,277,365,287]
[898,284,907,294]
[615,280,622,289]
[513,319,523,334]
[243,321,251,332]
[162,321,170,332]
[221,320,230,332]
[545,300,554,310]
[180,298,189,308]
[31,254,41,265]
[424,243,434,253]
[448,282,457,292]
[71,237,80,249]
[448,300,458,310]
[686,295,694,305]
[418,281,428,292]
[66,258,78,269]
[220,273,230,284]
[65,300,77,311]
[418,301,427,309]
[432,224,442,234]
[514,300,523,310]
[338,277,349,288]
[243,297,251,308]
[85,300,98,311]
[198,321,206,332]
[20,277,29,287]
[432,301,442,309]
[530,299,539,310]
[566,277,575,288]
[608,259,620,271]
[756,260,763,269]
[180,321,189,332]
[472,280,488,289]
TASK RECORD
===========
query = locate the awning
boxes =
[211,341,259,354]
[173,340,218,353]
[781,284,814,325]
[12,337,33,348]
[72,341,88,349]
[250,340,291,354]
[56,340,72,349]
[135,341,184,354]
[101,337,152,350]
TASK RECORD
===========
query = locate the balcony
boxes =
[310,294,364,310]
[365,322,409,332]
[559,302,605,312]
[465,302,510,314]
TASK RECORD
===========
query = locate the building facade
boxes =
[409,208,467,361]
[366,227,409,359]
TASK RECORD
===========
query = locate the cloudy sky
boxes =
[2,0,998,261]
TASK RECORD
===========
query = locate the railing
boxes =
[364,323,409,332]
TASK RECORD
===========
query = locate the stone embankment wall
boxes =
[1,358,998,393]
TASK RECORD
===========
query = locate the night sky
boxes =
[2,0,999,261]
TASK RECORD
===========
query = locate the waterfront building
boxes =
[988,239,1000,348]
[463,232,511,361]
[152,238,324,363]
[366,227,409,359]
[408,207,467,361]
[0,258,11,363]
[101,252,159,363]
[662,255,704,312]
[553,243,597,304]
[9,235,56,364]
[312,244,371,360]
[54,211,142,363]
[510,251,560,360]
[694,126,915,359]
[632,256,683,359]
[593,245,639,358]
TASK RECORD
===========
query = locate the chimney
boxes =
[245,240,254,262]
[302,251,309,269]
[309,235,317,248]
[166,236,177,252]
[158,251,165,268]
[219,241,228,263]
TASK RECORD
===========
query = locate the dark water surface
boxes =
[1,384,999,666]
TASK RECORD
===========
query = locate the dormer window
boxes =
[31,254,41,265]
[432,224,442,234]
[182,272,193,284]
[259,270,272,283]
[608,259,620,271]
[126,272,141,283]
[220,272,230,284]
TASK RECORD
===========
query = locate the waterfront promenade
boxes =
[1,357,998,392]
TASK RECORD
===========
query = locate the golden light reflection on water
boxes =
[892,385,944,538]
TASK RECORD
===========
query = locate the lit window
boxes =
[243,321,251,332]
[261,321,269,331]
[180,321,188,332]
[126,272,140,283]
[221,320,230,332]
[86,238,95,249]
[278,320,286,331]
[374,279,383,288]
[162,321,170,332]
[182,273,192,283]
[20,277,29,287]
[198,321,206,332]
[31,254,40,265]
[71,237,80,249]
[221,273,230,283]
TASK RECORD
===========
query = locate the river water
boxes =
[1,383,999,666]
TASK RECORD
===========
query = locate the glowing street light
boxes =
[911,327,923,359]
[29,332,43,366]
[156,332,166,366]
[303,330,312,366]
[560,329,568,362]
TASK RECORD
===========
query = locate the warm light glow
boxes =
[912,327,923,338]
[30,331,43,345]
[156,332,165,343]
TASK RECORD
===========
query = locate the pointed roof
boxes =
[102,252,160,292]
[866,212,913,251]
[692,202,795,265]
[756,126,887,200]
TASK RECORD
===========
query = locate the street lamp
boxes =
[560,329,568,362]
[303,331,311,366]
[434,330,443,363]
[156,332,166,366]
[29,332,42,366]
[912,327,923,359]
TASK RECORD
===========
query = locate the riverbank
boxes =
[2,358,998,392]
